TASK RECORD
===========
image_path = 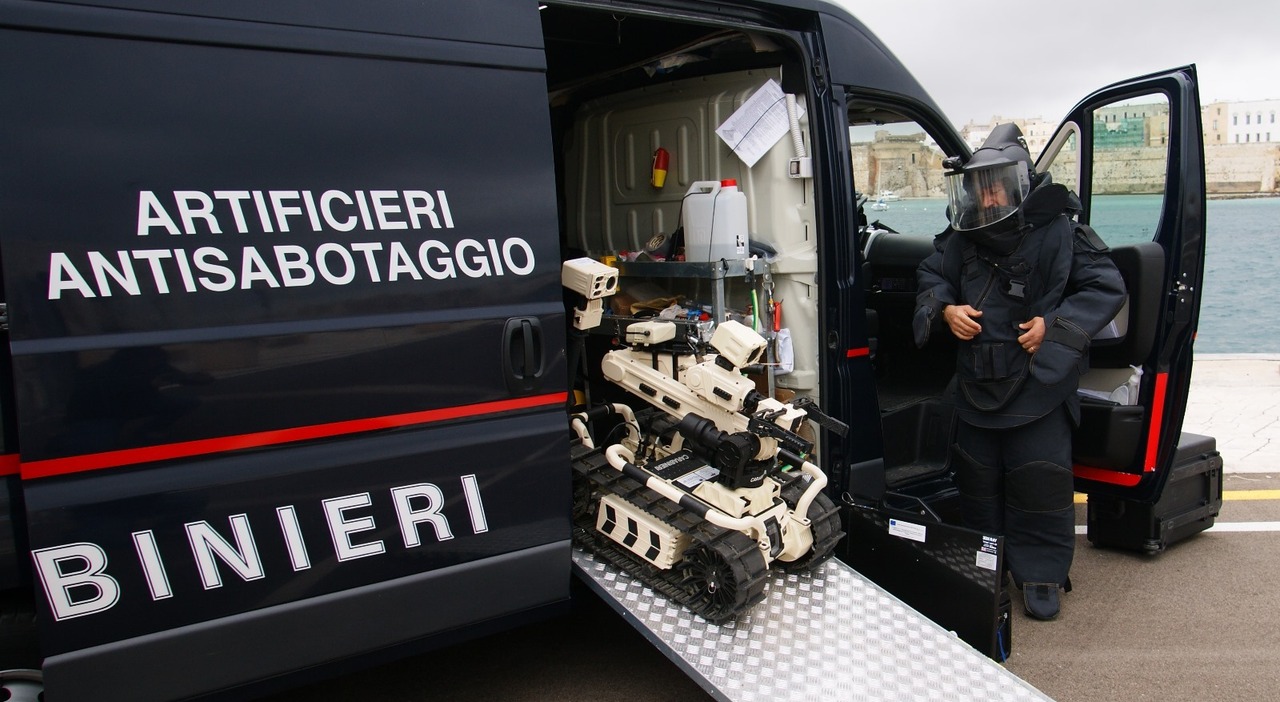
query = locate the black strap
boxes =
[1072,222,1110,253]
[1044,318,1090,352]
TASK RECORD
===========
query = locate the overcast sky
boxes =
[832,0,1280,127]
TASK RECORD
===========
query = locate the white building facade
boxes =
[959,116,1058,158]
[1225,100,1279,144]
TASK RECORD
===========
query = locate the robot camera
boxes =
[710,320,767,369]
[562,257,619,300]
[625,320,678,346]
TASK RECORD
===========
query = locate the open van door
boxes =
[1034,66,1212,515]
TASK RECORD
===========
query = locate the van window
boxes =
[846,103,958,425]
[848,113,950,241]
[1039,94,1172,246]
[1041,128,1080,196]
[1090,94,1171,246]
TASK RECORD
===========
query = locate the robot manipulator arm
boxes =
[601,319,820,485]
[603,318,824,450]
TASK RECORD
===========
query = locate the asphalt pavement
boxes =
[263,354,1280,702]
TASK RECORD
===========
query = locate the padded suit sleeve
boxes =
[1043,226,1127,348]
[913,230,958,348]
[1032,223,1127,387]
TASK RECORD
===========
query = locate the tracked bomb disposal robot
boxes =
[563,258,845,622]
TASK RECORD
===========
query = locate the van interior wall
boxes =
[544,7,821,402]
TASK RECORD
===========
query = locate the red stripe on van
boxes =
[1074,371,1170,487]
[1142,372,1169,472]
[0,454,19,476]
[20,392,567,480]
[1073,464,1142,487]
[846,347,870,358]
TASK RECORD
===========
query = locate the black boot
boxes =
[1023,583,1060,620]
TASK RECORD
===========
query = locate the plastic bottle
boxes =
[682,179,748,262]
[1109,365,1144,405]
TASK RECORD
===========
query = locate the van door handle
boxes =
[502,316,545,393]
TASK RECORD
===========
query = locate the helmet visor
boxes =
[946,161,1030,231]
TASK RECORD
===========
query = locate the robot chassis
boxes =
[564,258,845,623]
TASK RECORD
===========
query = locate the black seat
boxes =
[1075,241,1165,471]
[1091,241,1164,367]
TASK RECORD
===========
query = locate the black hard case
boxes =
[841,500,1011,661]
[1086,433,1223,553]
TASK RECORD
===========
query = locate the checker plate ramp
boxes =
[573,547,1050,702]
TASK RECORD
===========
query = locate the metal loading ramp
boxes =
[572,548,1052,702]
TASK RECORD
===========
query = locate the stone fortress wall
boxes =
[853,136,1279,198]
[1203,142,1279,194]
[858,98,1280,199]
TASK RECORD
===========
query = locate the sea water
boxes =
[861,195,1280,353]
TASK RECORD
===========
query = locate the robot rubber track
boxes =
[571,446,770,623]
[571,442,846,621]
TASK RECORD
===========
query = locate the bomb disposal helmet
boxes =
[945,123,1033,232]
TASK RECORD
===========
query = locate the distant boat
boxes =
[870,197,889,211]
[878,190,901,201]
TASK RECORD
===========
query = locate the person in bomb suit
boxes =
[913,124,1126,620]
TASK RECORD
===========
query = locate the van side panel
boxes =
[0,2,569,696]
[0,10,562,459]
[25,412,569,649]
[9,0,548,49]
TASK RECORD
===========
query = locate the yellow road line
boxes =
[1224,489,1280,501]
[1074,489,1280,504]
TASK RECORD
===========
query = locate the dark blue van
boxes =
[0,1,1207,699]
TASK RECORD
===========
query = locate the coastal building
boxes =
[1203,102,1230,145]
[849,130,947,199]
[1222,99,1280,144]
[963,103,1174,152]
[1019,118,1057,156]
[961,100,1278,196]
[850,99,1278,199]
[1200,100,1278,194]
[959,116,1056,156]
